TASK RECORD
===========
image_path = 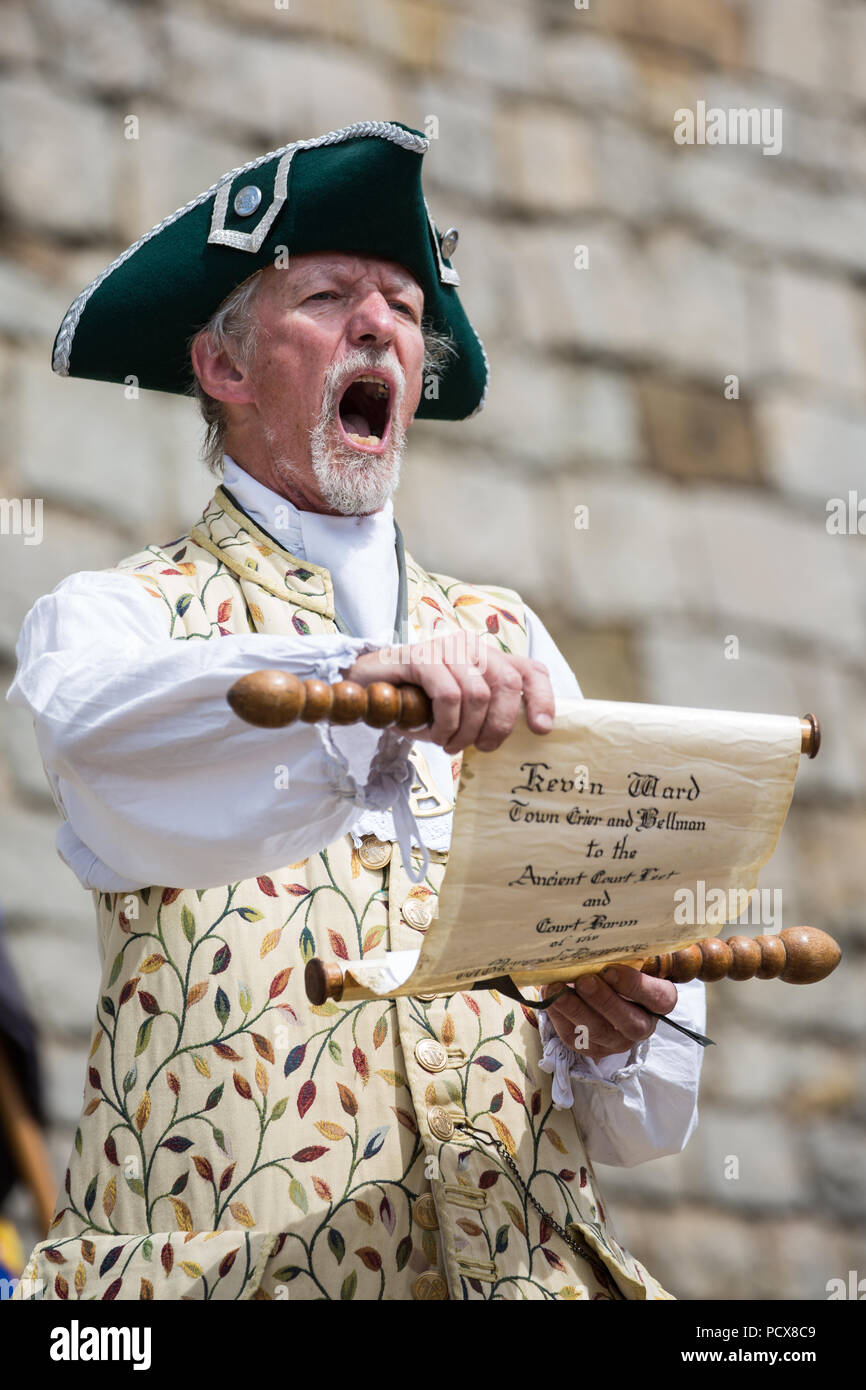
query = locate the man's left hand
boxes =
[542,965,678,1062]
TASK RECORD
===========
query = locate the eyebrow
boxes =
[290,264,422,301]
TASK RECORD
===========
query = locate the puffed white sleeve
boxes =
[524,601,705,1163]
[6,570,419,892]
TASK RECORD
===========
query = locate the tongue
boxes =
[342,410,372,436]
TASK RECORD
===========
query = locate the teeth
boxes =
[352,375,389,396]
[346,432,381,445]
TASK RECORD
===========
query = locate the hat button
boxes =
[440,227,459,258]
[234,185,263,218]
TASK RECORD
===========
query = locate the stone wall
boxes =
[0,0,864,1299]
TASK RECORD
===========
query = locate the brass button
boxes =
[412,1271,449,1300]
[414,1194,439,1231]
[402,896,434,931]
[414,1038,447,1073]
[358,835,392,870]
[427,1105,455,1141]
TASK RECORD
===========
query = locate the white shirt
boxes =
[6,456,705,1163]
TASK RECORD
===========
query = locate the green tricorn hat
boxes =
[51,120,487,421]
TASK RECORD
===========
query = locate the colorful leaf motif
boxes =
[256,875,277,897]
[337,1083,358,1116]
[138,991,160,1016]
[219,1249,238,1278]
[372,1014,388,1050]
[180,1261,203,1279]
[135,1019,154,1057]
[161,1242,174,1276]
[284,1044,306,1077]
[478,1170,500,1190]
[362,925,385,953]
[375,1069,406,1087]
[503,1010,515,1035]
[229,1202,255,1228]
[134,1091,151,1132]
[355,1247,382,1272]
[491,1116,516,1157]
[292,1146,328,1163]
[312,1177,332,1202]
[441,1013,455,1046]
[169,1198,193,1233]
[297,1080,316,1118]
[193,1156,214,1184]
[260,929,281,958]
[181,905,196,942]
[543,1248,566,1273]
[102,1177,116,1220]
[340,1270,357,1300]
[495,1225,509,1253]
[353,1047,369,1085]
[362,1125,389,1160]
[328,930,348,961]
[328,1229,345,1264]
[504,1201,526,1237]
[379,1193,396,1234]
[232,1072,253,1101]
[102,1278,122,1300]
[489,1092,503,1114]
[545,1127,568,1155]
[396,1235,412,1271]
[354,1200,374,1225]
[237,906,263,923]
[315,1121,347,1141]
[472,1055,502,1073]
[211,944,231,974]
[505,1079,525,1106]
[289,1179,308,1214]
[390,1107,418,1134]
[461,992,481,1017]
[269,969,291,999]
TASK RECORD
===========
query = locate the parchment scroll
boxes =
[339,700,802,998]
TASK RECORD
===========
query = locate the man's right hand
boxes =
[340,632,555,755]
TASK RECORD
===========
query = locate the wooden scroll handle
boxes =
[228,670,432,731]
[304,927,841,1005]
[640,927,840,985]
[228,671,822,756]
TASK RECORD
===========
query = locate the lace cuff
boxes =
[537,1008,650,1109]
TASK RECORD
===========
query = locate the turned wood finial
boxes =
[227,670,433,730]
[640,927,841,985]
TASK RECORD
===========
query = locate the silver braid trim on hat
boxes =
[466,322,490,417]
[52,121,428,377]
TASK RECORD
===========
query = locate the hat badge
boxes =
[440,227,459,258]
[234,185,263,217]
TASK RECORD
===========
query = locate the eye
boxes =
[306,291,339,302]
[390,300,418,320]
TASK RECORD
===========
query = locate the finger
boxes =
[441,663,493,754]
[404,657,464,748]
[547,997,636,1055]
[573,974,658,1044]
[600,965,678,1017]
[510,656,556,734]
[471,653,525,753]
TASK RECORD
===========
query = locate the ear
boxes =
[190,332,257,406]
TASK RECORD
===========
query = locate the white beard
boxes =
[271,348,407,516]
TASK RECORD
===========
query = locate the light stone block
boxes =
[766,266,866,398]
[0,77,121,238]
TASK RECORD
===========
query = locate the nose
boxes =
[345,289,397,349]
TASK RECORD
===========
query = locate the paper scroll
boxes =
[339,700,803,998]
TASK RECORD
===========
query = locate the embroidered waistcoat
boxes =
[18,488,671,1302]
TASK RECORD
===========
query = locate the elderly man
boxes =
[9,121,704,1301]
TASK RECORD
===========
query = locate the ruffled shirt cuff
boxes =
[537,1006,650,1109]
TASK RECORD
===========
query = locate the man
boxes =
[9,121,704,1300]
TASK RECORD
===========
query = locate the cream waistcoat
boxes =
[17,488,671,1302]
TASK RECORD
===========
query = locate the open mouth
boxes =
[337,373,393,453]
